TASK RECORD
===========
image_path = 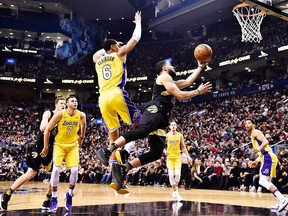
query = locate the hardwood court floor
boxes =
[0,181,287,215]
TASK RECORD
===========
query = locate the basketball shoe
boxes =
[278,197,288,212]
[112,164,127,189]
[110,182,130,194]
[41,199,50,211]
[48,197,58,212]
[115,149,129,165]
[96,148,111,166]
[0,194,10,211]
[64,192,73,211]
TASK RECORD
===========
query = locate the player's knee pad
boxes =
[169,170,176,186]
[174,170,181,182]
[69,166,78,185]
[51,165,61,187]
[259,175,273,190]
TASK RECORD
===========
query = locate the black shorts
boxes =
[139,104,169,131]
[26,141,53,171]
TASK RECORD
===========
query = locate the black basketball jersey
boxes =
[151,82,175,114]
[35,110,57,147]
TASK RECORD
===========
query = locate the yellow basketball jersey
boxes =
[55,109,81,144]
[95,52,127,93]
[167,132,181,157]
[251,134,273,158]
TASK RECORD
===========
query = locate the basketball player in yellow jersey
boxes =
[166,121,192,201]
[93,11,142,193]
[42,96,86,213]
[246,119,288,212]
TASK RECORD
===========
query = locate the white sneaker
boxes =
[271,202,280,210]
[175,191,183,202]
[172,191,177,198]
[249,186,256,192]
[278,198,288,212]
[257,187,262,193]
[172,202,183,211]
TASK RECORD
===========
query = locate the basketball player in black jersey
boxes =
[0,97,66,211]
[97,60,212,190]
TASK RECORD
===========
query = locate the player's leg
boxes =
[64,144,79,211]
[112,135,166,189]
[0,168,37,211]
[0,144,43,211]
[97,90,121,166]
[49,144,65,212]
[259,155,288,212]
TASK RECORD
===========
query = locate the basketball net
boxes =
[232,3,266,43]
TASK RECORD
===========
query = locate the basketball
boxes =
[194,44,213,63]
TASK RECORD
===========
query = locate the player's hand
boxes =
[40,147,49,158]
[78,138,84,147]
[133,11,141,24]
[197,82,212,95]
[249,161,258,168]
[252,148,261,154]
[197,60,208,69]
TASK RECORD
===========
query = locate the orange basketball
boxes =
[194,44,213,63]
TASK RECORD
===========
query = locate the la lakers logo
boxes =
[147,105,158,113]
[264,168,269,174]
[133,112,139,120]
[31,151,38,158]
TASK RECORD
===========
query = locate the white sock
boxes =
[273,190,285,202]
[52,191,57,198]
[68,189,74,196]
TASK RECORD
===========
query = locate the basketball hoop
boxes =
[232,3,266,43]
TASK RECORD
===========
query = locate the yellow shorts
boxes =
[53,142,79,169]
[167,156,182,172]
[99,88,140,131]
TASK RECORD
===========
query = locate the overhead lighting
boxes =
[46,89,49,91]
[119,32,122,35]
[108,18,111,20]
[27,34,31,37]
[121,17,124,20]
[9,32,13,35]
[57,36,61,39]
[96,18,99,21]
[57,89,60,91]
[11,4,15,7]
[0,3,2,6]
[46,36,50,38]
[68,89,71,92]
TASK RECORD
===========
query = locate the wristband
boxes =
[132,23,141,42]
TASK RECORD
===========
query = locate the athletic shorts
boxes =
[99,88,141,131]
[26,141,53,171]
[260,152,278,178]
[53,142,79,169]
[167,156,182,172]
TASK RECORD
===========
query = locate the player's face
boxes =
[169,122,177,131]
[166,62,176,78]
[67,98,78,109]
[56,100,66,111]
[245,120,253,131]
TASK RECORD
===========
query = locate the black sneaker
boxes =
[115,149,129,165]
[0,194,10,211]
[42,199,50,211]
[112,164,127,189]
[96,148,111,166]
